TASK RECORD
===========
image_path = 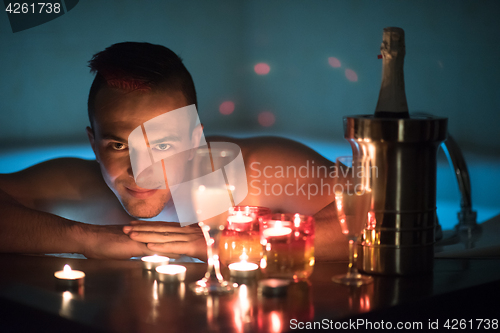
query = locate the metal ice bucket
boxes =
[344,115,447,275]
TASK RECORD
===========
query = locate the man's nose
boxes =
[128,126,154,181]
[129,147,154,179]
[127,160,135,179]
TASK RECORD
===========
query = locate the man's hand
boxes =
[78,224,156,259]
[123,221,207,261]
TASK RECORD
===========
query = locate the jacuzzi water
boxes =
[0,137,498,231]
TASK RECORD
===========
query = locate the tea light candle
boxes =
[141,255,170,270]
[228,251,259,279]
[229,261,259,279]
[156,265,186,283]
[227,213,253,224]
[258,278,290,297]
[54,265,85,290]
[262,221,292,238]
[227,212,254,233]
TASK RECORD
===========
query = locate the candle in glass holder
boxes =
[141,255,170,270]
[227,212,253,225]
[260,214,315,280]
[228,252,259,279]
[261,220,292,238]
[219,206,271,266]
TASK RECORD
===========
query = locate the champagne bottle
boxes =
[374,27,410,118]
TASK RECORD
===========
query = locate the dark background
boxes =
[1,0,499,152]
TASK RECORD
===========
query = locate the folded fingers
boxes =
[124,222,200,234]
[128,230,202,243]
[147,241,204,259]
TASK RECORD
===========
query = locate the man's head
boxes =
[87,42,197,129]
[86,42,203,219]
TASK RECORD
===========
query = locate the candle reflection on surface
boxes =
[147,280,160,324]
[254,280,313,332]
[153,280,158,301]
[233,285,255,333]
[270,311,283,333]
[288,281,314,322]
[179,282,186,301]
[348,283,373,313]
[206,295,220,330]
[59,291,73,317]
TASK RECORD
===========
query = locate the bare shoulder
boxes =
[0,158,106,207]
[207,136,335,215]
[208,135,332,165]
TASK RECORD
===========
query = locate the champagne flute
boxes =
[189,144,239,295]
[332,156,373,286]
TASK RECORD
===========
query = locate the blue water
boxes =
[1,140,498,230]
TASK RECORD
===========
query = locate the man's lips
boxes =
[125,186,159,199]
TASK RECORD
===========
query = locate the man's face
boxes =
[88,86,201,218]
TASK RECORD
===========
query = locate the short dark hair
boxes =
[87,42,197,128]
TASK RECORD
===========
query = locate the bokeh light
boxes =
[328,57,341,68]
[345,68,358,82]
[219,101,235,115]
[254,63,271,75]
[258,111,275,127]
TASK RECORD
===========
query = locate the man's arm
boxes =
[0,158,154,259]
[0,188,155,258]
[0,187,81,254]
[312,200,349,261]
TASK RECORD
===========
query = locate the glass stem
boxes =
[201,224,224,282]
[346,237,359,277]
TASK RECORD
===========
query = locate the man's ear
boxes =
[189,123,204,160]
[86,126,99,163]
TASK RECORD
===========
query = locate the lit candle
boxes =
[156,265,187,283]
[227,212,253,224]
[228,252,259,279]
[260,213,315,280]
[54,265,85,290]
[262,221,292,238]
[141,255,170,270]
[226,211,255,233]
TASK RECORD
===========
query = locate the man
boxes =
[0,42,346,261]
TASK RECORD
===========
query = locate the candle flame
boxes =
[63,265,72,273]
[239,251,249,262]
[293,214,301,227]
[270,311,282,333]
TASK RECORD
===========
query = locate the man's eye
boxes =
[153,143,171,151]
[111,142,128,151]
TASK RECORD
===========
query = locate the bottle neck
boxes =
[374,27,409,118]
